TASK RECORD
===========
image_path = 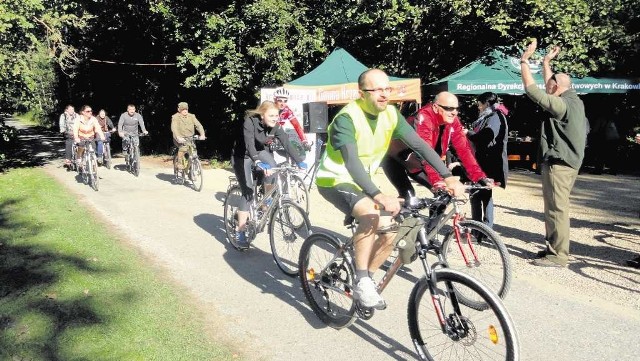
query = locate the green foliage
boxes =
[0,0,90,124]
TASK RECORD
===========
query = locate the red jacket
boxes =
[411,103,486,184]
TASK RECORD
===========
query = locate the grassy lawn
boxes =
[0,168,238,360]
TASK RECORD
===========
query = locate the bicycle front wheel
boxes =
[104,143,111,169]
[298,233,356,329]
[268,200,312,276]
[223,184,243,249]
[289,175,309,214]
[190,158,203,192]
[408,269,519,361]
[133,146,140,177]
[441,220,511,309]
[89,153,99,191]
[81,154,90,184]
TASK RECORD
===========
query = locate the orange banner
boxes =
[285,78,421,105]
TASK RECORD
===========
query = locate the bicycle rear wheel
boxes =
[269,200,312,276]
[223,184,244,249]
[441,220,511,309]
[89,153,99,191]
[190,158,203,192]
[298,233,356,329]
[407,269,519,361]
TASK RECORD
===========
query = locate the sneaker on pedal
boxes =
[236,231,249,249]
[353,277,386,310]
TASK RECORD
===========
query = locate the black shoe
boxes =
[625,256,640,269]
[531,258,565,268]
[535,250,548,258]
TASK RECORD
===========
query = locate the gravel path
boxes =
[7,120,640,360]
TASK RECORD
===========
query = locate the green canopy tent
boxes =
[285,48,422,104]
[426,48,640,95]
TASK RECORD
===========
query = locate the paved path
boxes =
[7,120,640,360]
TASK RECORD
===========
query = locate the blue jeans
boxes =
[470,188,494,229]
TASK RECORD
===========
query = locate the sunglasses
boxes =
[436,104,459,112]
[83,110,92,113]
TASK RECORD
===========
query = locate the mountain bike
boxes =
[223,162,312,276]
[173,135,204,192]
[77,139,99,191]
[123,133,146,177]
[298,189,519,360]
[423,186,512,303]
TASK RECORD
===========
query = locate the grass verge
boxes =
[0,168,238,360]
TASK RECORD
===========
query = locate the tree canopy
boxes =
[1,0,638,159]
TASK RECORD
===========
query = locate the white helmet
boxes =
[273,87,289,99]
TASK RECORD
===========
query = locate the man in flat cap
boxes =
[171,102,206,175]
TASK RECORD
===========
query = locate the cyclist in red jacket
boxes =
[382,91,492,197]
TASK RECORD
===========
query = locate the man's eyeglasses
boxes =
[275,98,288,103]
[362,87,393,94]
[83,110,92,113]
[436,104,459,112]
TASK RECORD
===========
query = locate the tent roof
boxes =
[288,48,407,85]
[427,48,640,95]
[286,48,422,104]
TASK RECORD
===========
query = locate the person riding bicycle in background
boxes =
[231,100,307,248]
[315,69,466,309]
[118,104,148,158]
[171,101,206,174]
[96,109,116,157]
[382,91,493,199]
[59,104,79,168]
[273,87,312,153]
[73,105,105,164]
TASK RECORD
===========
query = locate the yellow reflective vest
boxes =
[316,99,398,189]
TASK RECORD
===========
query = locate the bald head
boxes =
[432,91,459,124]
[547,73,572,95]
[434,91,458,105]
[358,69,388,89]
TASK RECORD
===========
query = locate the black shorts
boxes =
[317,183,368,216]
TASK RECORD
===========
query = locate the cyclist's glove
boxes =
[297,161,308,169]
[255,161,271,171]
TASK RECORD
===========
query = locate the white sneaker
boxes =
[353,277,386,309]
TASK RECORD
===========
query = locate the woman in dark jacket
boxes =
[466,92,508,229]
[231,100,305,246]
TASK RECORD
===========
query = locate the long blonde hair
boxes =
[246,100,278,119]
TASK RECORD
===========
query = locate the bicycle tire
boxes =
[173,153,184,185]
[288,174,309,214]
[407,269,520,361]
[104,143,111,169]
[268,200,312,276]
[81,153,90,184]
[190,158,203,192]
[306,160,321,191]
[89,153,99,191]
[298,233,357,329]
[441,220,511,309]
[133,146,140,177]
[223,184,244,249]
